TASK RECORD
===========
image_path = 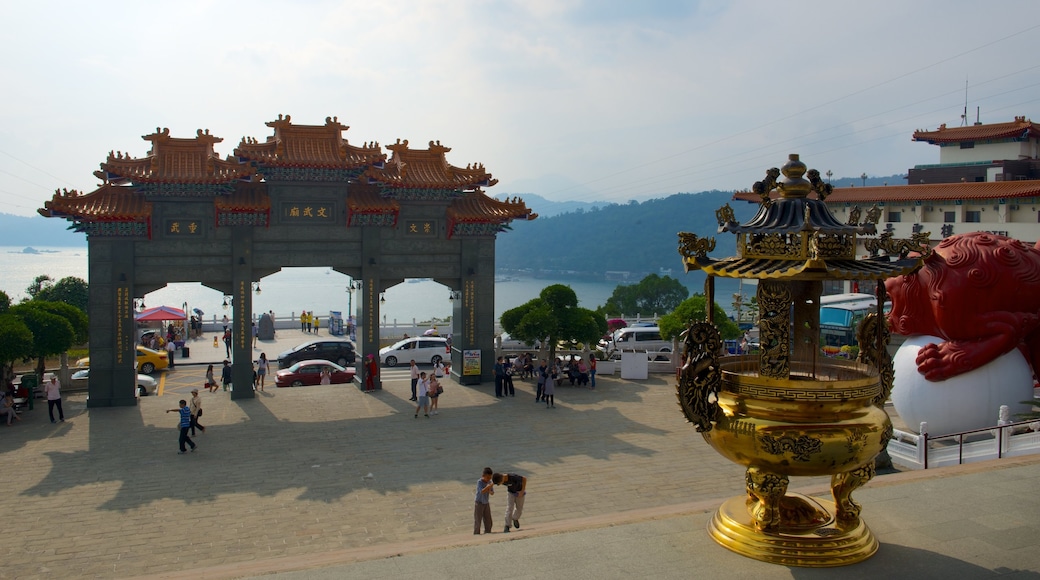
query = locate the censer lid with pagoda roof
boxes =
[679,154,929,281]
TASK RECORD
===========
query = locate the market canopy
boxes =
[136,305,186,321]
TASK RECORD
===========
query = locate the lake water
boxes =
[0,246,752,326]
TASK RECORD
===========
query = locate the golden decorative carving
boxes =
[676,321,722,432]
[807,168,833,200]
[757,280,791,378]
[831,462,875,522]
[864,231,933,260]
[749,233,801,258]
[715,204,736,228]
[864,204,881,225]
[677,232,716,259]
[759,432,823,462]
[815,232,854,258]
[847,206,862,226]
[752,167,780,205]
[746,467,788,531]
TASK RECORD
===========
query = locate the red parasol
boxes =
[135,305,187,321]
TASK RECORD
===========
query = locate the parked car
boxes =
[379,336,449,367]
[69,369,158,396]
[275,360,356,387]
[277,339,356,369]
[497,332,540,350]
[76,345,170,374]
[596,326,672,361]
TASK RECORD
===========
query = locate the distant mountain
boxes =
[493,193,612,218]
[0,213,87,247]
[494,190,759,278]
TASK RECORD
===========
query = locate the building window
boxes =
[944,211,956,223]
[965,211,981,223]
[886,212,901,222]
[959,141,974,149]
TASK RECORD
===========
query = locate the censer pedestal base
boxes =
[707,493,878,567]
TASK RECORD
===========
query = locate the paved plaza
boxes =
[3,330,1039,579]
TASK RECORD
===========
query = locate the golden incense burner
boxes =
[677,154,928,566]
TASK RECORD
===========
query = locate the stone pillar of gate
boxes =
[230,227,255,400]
[355,227,382,390]
[453,238,495,385]
[87,239,139,407]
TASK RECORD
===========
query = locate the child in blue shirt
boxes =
[166,400,197,454]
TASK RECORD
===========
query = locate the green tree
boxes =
[603,274,689,316]
[0,290,10,313]
[0,313,34,386]
[35,276,89,313]
[657,294,740,342]
[9,301,86,381]
[25,274,53,300]
[500,284,607,362]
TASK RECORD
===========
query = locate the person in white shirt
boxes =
[45,376,64,423]
[414,372,430,418]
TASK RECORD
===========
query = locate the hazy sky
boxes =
[2,0,1037,217]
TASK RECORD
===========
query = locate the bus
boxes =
[818,293,891,352]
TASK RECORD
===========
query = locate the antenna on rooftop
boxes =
[960,79,968,126]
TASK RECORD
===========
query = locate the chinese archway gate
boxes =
[40,115,535,407]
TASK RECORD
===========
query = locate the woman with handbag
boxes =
[428,374,444,415]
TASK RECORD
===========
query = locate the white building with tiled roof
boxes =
[734,115,1040,294]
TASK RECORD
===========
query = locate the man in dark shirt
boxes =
[492,472,527,533]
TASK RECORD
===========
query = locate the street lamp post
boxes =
[860,172,867,187]
[825,170,832,183]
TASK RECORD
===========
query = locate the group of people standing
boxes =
[410,359,447,417]
[474,467,528,535]
[299,311,320,334]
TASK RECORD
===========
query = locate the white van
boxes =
[597,326,673,360]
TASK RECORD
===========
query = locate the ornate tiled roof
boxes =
[234,115,385,180]
[732,180,1040,204]
[912,116,1040,144]
[215,183,270,227]
[446,191,536,238]
[682,255,924,281]
[38,185,152,236]
[685,154,929,281]
[40,185,151,221]
[96,128,253,187]
[366,139,497,199]
[347,183,399,227]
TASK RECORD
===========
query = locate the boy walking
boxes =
[492,472,527,532]
[165,399,196,454]
[474,467,494,534]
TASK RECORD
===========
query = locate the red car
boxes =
[275,360,356,388]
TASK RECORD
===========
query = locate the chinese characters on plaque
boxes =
[280,204,335,222]
[165,220,202,236]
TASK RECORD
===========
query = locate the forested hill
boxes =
[494,190,758,277]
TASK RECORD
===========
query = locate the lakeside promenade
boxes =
[2,329,1038,579]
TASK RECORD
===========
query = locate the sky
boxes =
[2,0,1038,217]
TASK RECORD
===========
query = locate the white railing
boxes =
[888,408,1040,469]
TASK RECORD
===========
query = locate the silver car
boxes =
[69,369,158,397]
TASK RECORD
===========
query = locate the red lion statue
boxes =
[885,231,1040,382]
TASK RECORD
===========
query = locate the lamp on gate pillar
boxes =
[449,290,462,302]
[347,280,362,315]
[252,282,262,295]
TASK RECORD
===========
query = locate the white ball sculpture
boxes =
[892,334,1034,436]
